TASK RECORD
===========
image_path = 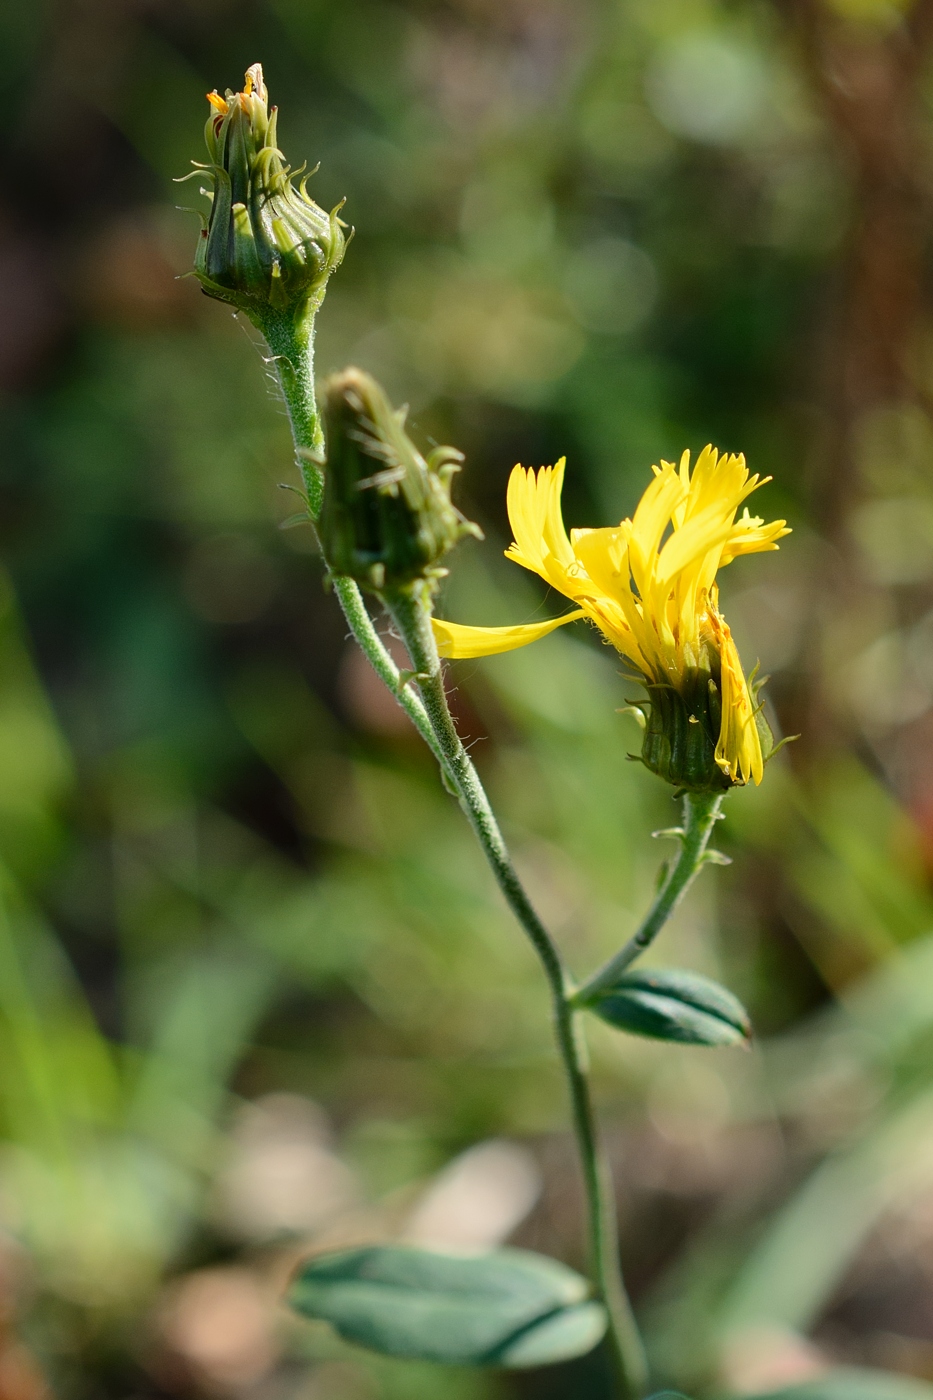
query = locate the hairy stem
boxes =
[384,584,648,1400]
[265,315,648,1395]
[575,791,724,1004]
[330,575,456,784]
[261,319,452,776]
[259,305,325,513]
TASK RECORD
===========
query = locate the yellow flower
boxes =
[432,449,789,789]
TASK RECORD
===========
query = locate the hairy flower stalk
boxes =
[433,451,789,792]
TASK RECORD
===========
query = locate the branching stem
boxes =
[330,575,457,787]
[383,585,647,1400]
[250,316,733,1400]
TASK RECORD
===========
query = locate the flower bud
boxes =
[189,64,347,323]
[318,368,481,592]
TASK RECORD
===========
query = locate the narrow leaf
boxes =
[288,1244,607,1369]
[586,968,751,1047]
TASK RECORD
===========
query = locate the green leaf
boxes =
[585,968,751,1047]
[288,1244,607,1369]
[744,1367,933,1399]
[494,1300,608,1368]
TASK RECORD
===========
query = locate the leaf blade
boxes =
[288,1244,607,1369]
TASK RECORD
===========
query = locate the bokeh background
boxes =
[4,0,933,1396]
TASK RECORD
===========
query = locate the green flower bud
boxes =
[188,64,347,323]
[319,368,482,592]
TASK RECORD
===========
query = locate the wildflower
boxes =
[319,368,481,592]
[187,63,347,322]
[432,450,789,789]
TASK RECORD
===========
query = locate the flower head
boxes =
[187,64,347,322]
[319,368,481,593]
[433,449,789,789]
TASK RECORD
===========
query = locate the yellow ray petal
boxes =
[720,514,790,565]
[654,500,737,589]
[628,462,686,599]
[432,611,585,659]
[571,526,653,673]
[709,610,763,786]
[504,460,579,596]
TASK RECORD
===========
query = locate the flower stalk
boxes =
[575,792,726,1005]
[261,309,325,513]
[329,575,456,786]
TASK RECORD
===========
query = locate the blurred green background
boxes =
[4,0,933,1396]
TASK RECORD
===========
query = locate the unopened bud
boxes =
[188,64,347,323]
[319,368,481,592]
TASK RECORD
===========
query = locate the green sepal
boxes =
[748,661,797,769]
[288,1244,607,1369]
[582,967,751,1047]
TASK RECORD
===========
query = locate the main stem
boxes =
[331,575,457,783]
[385,585,647,1400]
[576,791,724,1004]
[267,318,647,1395]
[261,315,452,776]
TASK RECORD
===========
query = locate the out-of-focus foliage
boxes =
[4,1,933,1398]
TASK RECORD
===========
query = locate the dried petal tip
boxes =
[242,63,266,99]
[189,63,347,325]
[319,368,482,593]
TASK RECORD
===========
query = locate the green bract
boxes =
[637,668,731,793]
[318,367,481,592]
[188,63,347,323]
[632,665,777,794]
